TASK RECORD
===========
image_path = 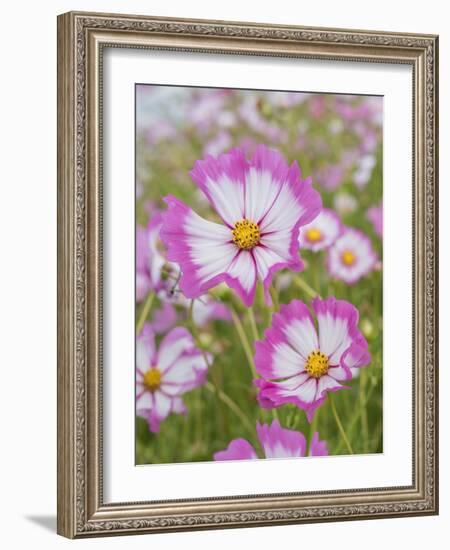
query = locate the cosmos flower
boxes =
[298,208,342,252]
[366,204,383,237]
[327,227,378,284]
[136,324,210,432]
[214,420,328,461]
[136,213,166,302]
[160,145,322,307]
[254,297,371,421]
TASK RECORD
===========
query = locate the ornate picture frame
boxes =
[57,11,438,538]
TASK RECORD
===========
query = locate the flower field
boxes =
[135,85,383,464]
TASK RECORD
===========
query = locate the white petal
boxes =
[184,212,238,283]
[163,353,207,386]
[153,391,172,419]
[283,318,319,360]
[296,377,318,404]
[202,174,244,226]
[317,312,351,362]
[316,375,341,399]
[136,336,154,372]
[272,342,305,378]
[327,365,349,381]
[244,168,281,223]
[227,250,257,292]
[276,372,310,394]
[158,334,193,372]
[259,184,302,233]
[252,245,286,282]
[259,230,294,261]
[136,391,153,409]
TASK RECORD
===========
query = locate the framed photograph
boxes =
[57,11,439,538]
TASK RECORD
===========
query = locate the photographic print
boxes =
[135,85,383,465]
[58,12,438,537]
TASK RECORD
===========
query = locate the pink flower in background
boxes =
[136,213,166,302]
[203,130,232,157]
[214,420,328,461]
[149,301,178,334]
[238,98,288,142]
[145,119,177,145]
[309,96,326,119]
[161,145,322,306]
[188,90,229,134]
[136,325,210,432]
[315,164,344,191]
[299,208,342,252]
[254,298,370,421]
[150,293,231,335]
[327,227,378,284]
[367,204,383,237]
[189,296,231,326]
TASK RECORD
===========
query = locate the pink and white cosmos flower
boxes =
[214,420,328,461]
[298,207,342,252]
[136,324,210,432]
[254,297,371,421]
[160,145,322,306]
[327,227,378,284]
[136,213,166,302]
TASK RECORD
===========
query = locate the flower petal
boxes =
[157,327,194,372]
[273,300,319,360]
[255,338,305,380]
[161,195,238,299]
[214,439,258,461]
[225,250,258,306]
[309,432,329,456]
[256,420,306,458]
[341,341,371,372]
[161,350,209,395]
[136,324,156,371]
[153,391,172,421]
[312,296,362,364]
[190,148,248,226]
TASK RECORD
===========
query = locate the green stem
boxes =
[335,379,378,454]
[313,253,322,297]
[248,306,259,341]
[330,395,353,454]
[360,369,369,453]
[293,275,321,299]
[309,405,319,445]
[269,284,280,312]
[229,305,257,378]
[187,300,227,437]
[204,381,254,436]
[136,292,154,334]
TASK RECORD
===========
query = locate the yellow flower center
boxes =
[305,227,322,243]
[143,367,162,392]
[341,250,356,266]
[232,219,261,250]
[305,350,329,378]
